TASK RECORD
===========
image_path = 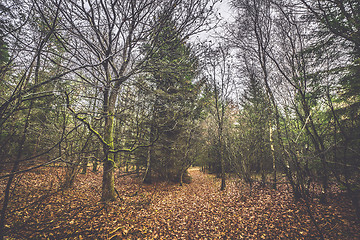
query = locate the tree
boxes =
[43,0,216,201]
[239,58,272,185]
[203,44,235,191]
[0,3,10,67]
[229,0,279,189]
[299,0,360,219]
[141,16,202,183]
[0,1,73,238]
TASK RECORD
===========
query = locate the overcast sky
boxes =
[191,0,234,42]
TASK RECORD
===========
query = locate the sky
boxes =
[216,0,234,22]
[192,0,235,42]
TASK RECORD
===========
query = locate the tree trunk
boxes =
[299,92,328,203]
[143,147,152,183]
[0,163,20,240]
[220,168,226,191]
[179,170,184,186]
[102,152,116,201]
[92,157,98,172]
[269,120,277,190]
[217,117,226,191]
[136,161,139,177]
[261,169,266,186]
[62,160,79,189]
[0,103,32,240]
[101,112,116,202]
[284,159,302,201]
[143,144,152,184]
[220,150,226,191]
[143,121,154,184]
[125,159,129,173]
[81,156,88,174]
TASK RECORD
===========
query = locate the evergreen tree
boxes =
[239,62,272,185]
[142,16,200,182]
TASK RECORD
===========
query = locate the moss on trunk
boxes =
[101,114,116,202]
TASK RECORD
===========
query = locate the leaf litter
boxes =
[1,167,359,239]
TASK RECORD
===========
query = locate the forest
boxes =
[0,0,359,239]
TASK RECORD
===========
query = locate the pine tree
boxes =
[142,16,200,182]
[239,64,272,185]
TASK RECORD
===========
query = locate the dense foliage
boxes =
[0,0,359,239]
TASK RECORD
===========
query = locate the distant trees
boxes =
[239,61,272,186]
[202,44,236,190]
[221,0,277,190]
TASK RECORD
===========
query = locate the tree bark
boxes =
[81,157,88,174]
[219,141,226,191]
[92,159,98,172]
[102,152,116,201]
[143,112,155,184]
[0,102,32,240]
[143,144,153,184]
[101,106,117,201]
[269,120,277,190]
[179,170,184,186]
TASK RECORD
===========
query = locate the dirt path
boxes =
[136,169,228,239]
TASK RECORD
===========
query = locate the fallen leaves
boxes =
[1,167,359,239]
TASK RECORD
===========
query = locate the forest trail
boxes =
[3,167,360,239]
[136,169,223,239]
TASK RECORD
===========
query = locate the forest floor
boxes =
[1,167,360,239]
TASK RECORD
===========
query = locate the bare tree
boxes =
[229,0,279,189]
[203,44,235,191]
[35,0,218,201]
